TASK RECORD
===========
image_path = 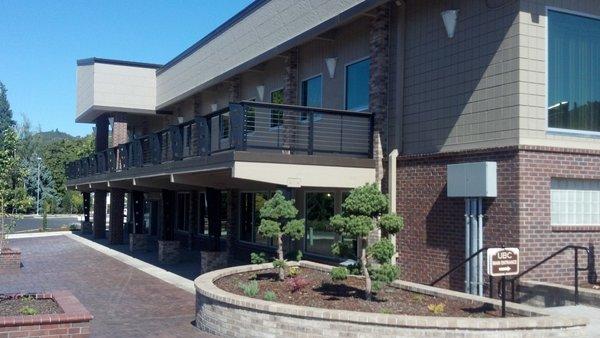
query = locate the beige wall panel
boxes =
[401,0,520,154]
[518,0,600,150]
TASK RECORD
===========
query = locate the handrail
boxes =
[430,247,488,288]
[66,101,374,179]
[239,100,373,117]
[508,245,589,304]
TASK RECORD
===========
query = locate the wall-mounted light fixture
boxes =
[325,57,337,79]
[177,116,184,124]
[256,85,265,101]
[211,103,218,112]
[441,9,459,38]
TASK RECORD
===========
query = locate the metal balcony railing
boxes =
[66,101,374,180]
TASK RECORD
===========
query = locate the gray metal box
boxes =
[447,162,497,197]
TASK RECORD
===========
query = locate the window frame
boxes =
[237,191,275,247]
[545,7,600,137]
[550,178,600,226]
[269,88,285,130]
[303,190,337,258]
[344,56,370,112]
[300,74,323,123]
[175,191,192,233]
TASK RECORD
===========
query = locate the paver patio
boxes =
[0,235,213,337]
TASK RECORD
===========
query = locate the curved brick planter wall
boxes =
[0,291,93,337]
[194,261,588,337]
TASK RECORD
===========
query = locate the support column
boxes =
[93,190,107,239]
[282,48,299,153]
[95,116,109,152]
[129,190,147,252]
[158,189,179,263]
[228,76,241,102]
[109,189,125,244]
[81,192,92,234]
[227,189,239,260]
[112,113,128,147]
[369,4,391,187]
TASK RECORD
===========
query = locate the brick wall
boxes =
[396,145,600,290]
[518,147,600,284]
[0,322,90,337]
[0,249,21,271]
[396,147,520,290]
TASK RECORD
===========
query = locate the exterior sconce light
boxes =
[441,9,459,38]
[211,103,218,112]
[177,116,184,124]
[325,57,337,79]
[256,85,265,101]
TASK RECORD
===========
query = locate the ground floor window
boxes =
[176,192,191,231]
[196,192,208,236]
[239,192,273,246]
[304,192,335,256]
[551,178,600,225]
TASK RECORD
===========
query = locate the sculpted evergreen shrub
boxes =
[258,191,304,281]
[329,183,405,300]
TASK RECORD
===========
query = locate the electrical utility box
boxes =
[447,162,497,197]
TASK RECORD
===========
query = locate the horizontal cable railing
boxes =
[66,101,374,179]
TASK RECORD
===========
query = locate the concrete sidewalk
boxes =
[546,305,600,337]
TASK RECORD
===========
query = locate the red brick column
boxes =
[282,48,299,153]
[112,113,128,147]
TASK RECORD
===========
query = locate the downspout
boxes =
[388,149,399,263]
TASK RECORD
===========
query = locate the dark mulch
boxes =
[0,295,63,316]
[215,268,519,317]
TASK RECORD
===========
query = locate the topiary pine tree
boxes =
[258,191,304,281]
[330,183,404,300]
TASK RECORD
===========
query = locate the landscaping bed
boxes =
[215,267,516,317]
[0,294,63,316]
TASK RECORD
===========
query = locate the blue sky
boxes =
[0,0,253,136]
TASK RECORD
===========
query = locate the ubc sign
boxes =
[487,248,519,277]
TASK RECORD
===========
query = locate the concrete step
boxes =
[545,305,600,338]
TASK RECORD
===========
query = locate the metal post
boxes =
[501,276,506,317]
[308,111,314,155]
[489,275,493,298]
[36,156,41,215]
[575,248,579,305]
[477,197,484,296]
[465,198,470,293]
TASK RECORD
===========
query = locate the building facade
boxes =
[67,0,600,292]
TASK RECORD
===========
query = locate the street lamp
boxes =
[36,156,42,215]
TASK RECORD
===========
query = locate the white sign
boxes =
[487,248,520,277]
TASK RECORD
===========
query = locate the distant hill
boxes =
[34,129,75,145]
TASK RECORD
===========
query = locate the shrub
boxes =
[427,303,446,315]
[370,263,400,284]
[264,291,277,301]
[69,223,78,231]
[272,258,287,270]
[288,266,300,277]
[330,266,349,282]
[379,308,393,314]
[368,239,395,264]
[286,276,311,293]
[250,252,268,264]
[258,191,305,281]
[19,306,38,315]
[239,281,259,298]
[328,184,405,301]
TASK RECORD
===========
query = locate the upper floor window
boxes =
[345,58,370,111]
[219,112,230,139]
[270,89,284,128]
[301,75,322,121]
[548,10,600,133]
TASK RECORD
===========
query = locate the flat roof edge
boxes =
[77,57,163,69]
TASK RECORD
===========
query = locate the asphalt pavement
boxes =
[3,214,80,233]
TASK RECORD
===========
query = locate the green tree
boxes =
[0,82,15,132]
[329,183,404,300]
[258,191,304,281]
[0,127,19,249]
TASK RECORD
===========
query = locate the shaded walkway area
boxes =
[0,235,212,337]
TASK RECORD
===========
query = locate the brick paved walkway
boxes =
[0,235,213,337]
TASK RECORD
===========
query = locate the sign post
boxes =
[487,248,520,317]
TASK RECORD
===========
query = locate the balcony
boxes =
[66,101,375,189]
